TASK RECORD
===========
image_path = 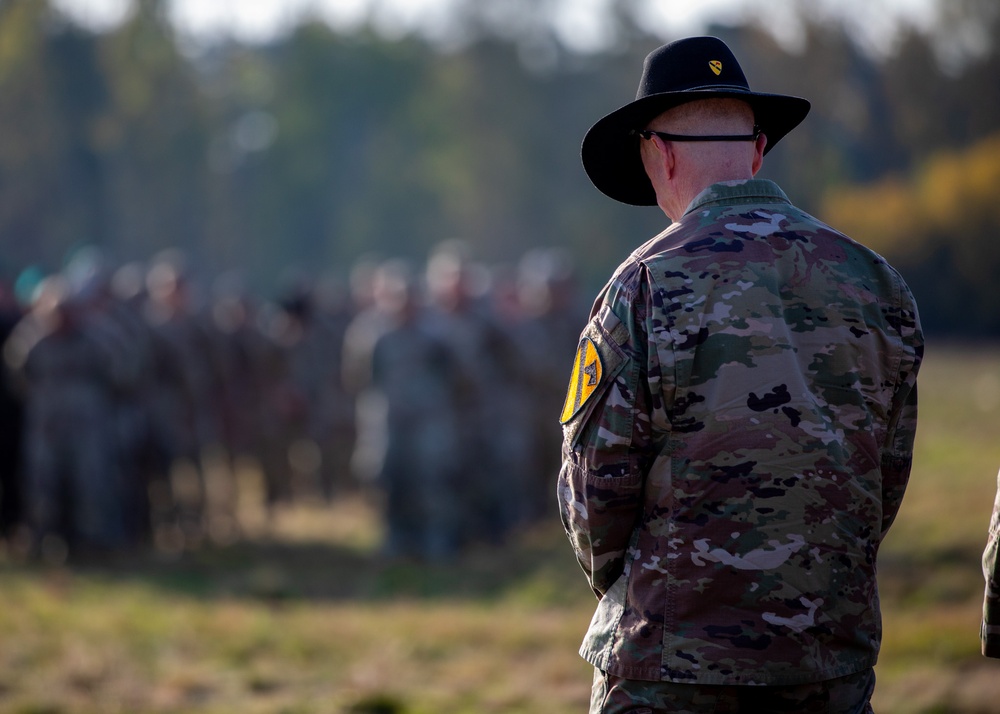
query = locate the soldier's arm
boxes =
[983,470,1000,657]
[879,289,923,539]
[879,381,917,539]
[557,267,655,597]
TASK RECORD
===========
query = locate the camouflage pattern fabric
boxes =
[591,666,875,714]
[983,468,1000,657]
[558,179,923,686]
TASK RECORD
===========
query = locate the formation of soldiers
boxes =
[0,243,584,562]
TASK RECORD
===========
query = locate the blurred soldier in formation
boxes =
[0,279,25,546]
[365,260,463,559]
[342,255,392,489]
[424,240,526,546]
[0,241,588,558]
[250,299,297,512]
[206,272,277,536]
[142,251,224,548]
[108,261,162,543]
[266,273,351,503]
[4,276,125,556]
[312,273,356,500]
[515,248,585,521]
[66,250,162,546]
[484,262,546,530]
[983,466,1000,658]
[262,280,315,503]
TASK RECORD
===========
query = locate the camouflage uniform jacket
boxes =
[558,179,923,686]
[983,469,1000,657]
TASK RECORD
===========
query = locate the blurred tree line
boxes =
[0,0,997,335]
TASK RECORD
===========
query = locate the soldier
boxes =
[483,263,541,530]
[204,272,272,537]
[6,276,126,557]
[424,241,524,545]
[312,273,356,500]
[143,251,223,548]
[246,304,302,518]
[269,273,350,503]
[365,260,462,560]
[108,261,162,544]
[516,248,585,522]
[0,279,25,544]
[983,469,1000,657]
[67,251,154,547]
[558,37,923,713]
[342,256,393,490]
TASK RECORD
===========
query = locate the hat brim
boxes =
[582,89,811,206]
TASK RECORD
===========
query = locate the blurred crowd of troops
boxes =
[0,241,584,562]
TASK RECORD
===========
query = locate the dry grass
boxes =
[871,342,1000,713]
[0,494,596,714]
[2,341,1000,713]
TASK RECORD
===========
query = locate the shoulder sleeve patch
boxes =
[560,336,603,424]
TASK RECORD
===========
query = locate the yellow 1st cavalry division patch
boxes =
[560,337,603,424]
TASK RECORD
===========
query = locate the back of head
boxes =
[426,239,472,311]
[373,259,417,319]
[655,98,755,139]
[651,98,759,183]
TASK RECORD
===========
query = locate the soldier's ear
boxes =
[640,133,675,185]
[751,133,767,176]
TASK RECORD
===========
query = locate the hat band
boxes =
[631,125,761,142]
[680,83,751,92]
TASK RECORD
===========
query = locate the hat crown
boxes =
[636,36,750,100]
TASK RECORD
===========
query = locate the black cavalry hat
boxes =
[582,36,810,206]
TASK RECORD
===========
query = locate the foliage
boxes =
[0,0,997,330]
[821,131,1000,335]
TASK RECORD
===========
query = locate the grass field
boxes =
[3,342,1000,713]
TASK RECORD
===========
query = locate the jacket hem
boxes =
[580,645,876,686]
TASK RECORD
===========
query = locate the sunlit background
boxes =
[54,0,941,47]
[1,1,999,712]
[2,0,997,329]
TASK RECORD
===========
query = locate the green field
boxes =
[2,343,1000,713]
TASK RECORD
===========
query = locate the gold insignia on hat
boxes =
[560,337,603,424]
[709,60,723,76]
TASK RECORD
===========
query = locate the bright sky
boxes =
[52,0,940,55]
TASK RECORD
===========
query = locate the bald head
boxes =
[639,98,767,220]
[655,98,754,133]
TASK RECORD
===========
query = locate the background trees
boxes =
[0,0,997,335]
